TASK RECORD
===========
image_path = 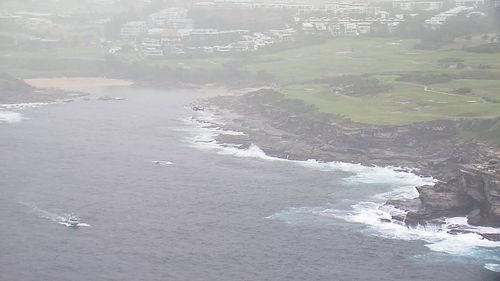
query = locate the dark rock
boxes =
[480,233,500,241]
[417,183,474,214]
[386,198,421,212]
[447,228,474,235]
[405,210,436,227]
[467,209,484,226]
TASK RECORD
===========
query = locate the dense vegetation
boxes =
[412,9,497,50]
[396,73,453,85]
[465,42,500,53]
[318,75,392,97]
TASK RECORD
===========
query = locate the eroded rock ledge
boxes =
[198,90,500,228]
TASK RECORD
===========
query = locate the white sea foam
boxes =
[327,189,500,259]
[268,204,500,264]
[298,159,434,189]
[485,263,500,272]
[0,102,50,124]
[0,102,50,110]
[185,110,499,264]
[185,111,433,182]
[0,111,23,123]
[181,111,253,155]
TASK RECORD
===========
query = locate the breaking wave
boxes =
[0,102,50,110]
[0,102,50,124]
[0,111,24,124]
[485,263,500,272]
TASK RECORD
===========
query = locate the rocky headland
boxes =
[0,74,72,104]
[193,89,500,233]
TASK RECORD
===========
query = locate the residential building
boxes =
[150,8,188,27]
[308,17,331,31]
[455,0,485,6]
[188,29,247,46]
[392,0,444,11]
[143,48,164,57]
[141,38,164,57]
[212,0,255,8]
[120,21,147,39]
[268,28,297,42]
[425,6,473,28]
[254,1,314,10]
[325,2,380,17]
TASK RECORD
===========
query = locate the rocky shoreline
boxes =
[193,89,500,234]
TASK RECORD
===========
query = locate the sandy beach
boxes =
[24,77,135,91]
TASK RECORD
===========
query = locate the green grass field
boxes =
[0,46,234,78]
[242,37,500,125]
[0,47,108,77]
[245,38,500,84]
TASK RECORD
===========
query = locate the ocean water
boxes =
[0,87,498,281]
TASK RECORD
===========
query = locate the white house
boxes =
[455,0,485,6]
[392,0,444,11]
[120,21,147,38]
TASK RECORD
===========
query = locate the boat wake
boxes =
[20,201,90,228]
[183,109,500,271]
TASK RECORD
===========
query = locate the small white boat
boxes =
[67,214,79,227]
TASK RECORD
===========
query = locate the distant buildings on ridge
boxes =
[0,0,492,58]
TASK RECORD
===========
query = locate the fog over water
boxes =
[0,87,498,281]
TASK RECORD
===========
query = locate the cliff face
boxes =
[405,162,500,227]
[460,163,500,226]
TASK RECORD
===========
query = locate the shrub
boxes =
[452,87,472,95]
[319,75,392,97]
[396,72,452,85]
[465,43,500,53]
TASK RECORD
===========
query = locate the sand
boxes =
[24,77,134,91]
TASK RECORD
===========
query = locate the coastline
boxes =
[0,76,137,124]
[193,89,500,230]
[3,78,499,231]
